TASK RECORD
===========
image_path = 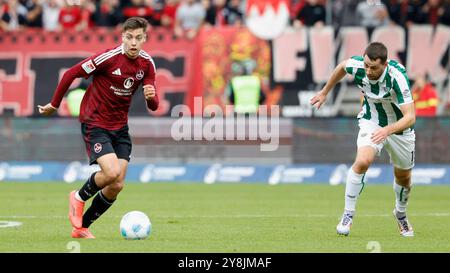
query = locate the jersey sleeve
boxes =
[49,57,90,108]
[79,50,113,78]
[344,55,364,76]
[143,58,159,111]
[50,51,111,108]
[143,58,156,86]
[391,68,413,105]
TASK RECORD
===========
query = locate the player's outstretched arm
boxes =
[37,61,88,115]
[37,103,58,116]
[310,60,347,109]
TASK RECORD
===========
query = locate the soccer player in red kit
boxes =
[38,17,158,239]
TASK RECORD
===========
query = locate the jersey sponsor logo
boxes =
[124,77,134,89]
[110,85,132,96]
[136,70,144,80]
[403,89,409,96]
[112,68,121,76]
[81,59,96,74]
[94,143,102,153]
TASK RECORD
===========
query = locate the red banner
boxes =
[0,27,270,117]
[0,28,197,116]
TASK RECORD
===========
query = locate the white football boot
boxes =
[336,212,353,236]
[393,209,414,237]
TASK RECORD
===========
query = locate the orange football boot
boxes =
[71,227,95,239]
[69,190,84,229]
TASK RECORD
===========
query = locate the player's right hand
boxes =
[310,90,327,109]
[38,103,57,116]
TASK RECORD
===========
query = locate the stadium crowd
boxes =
[1,0,450,34]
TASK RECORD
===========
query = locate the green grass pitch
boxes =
[1,182,450,253]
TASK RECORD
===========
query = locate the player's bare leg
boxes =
[70,154,125,238]
[392,167,414,237]
[337,146,377,236]
[80,157,128,231]
[69,153,119,228]
[93,153,122,188]
[101,159,128,200]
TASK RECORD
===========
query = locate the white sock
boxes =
[344,168,366,213]
[394,182,410,213]
[75,191,85,203]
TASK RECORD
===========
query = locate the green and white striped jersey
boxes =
[345,56,414,133]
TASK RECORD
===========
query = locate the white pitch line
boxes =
[0,221,23,228]
[1,213,450,219]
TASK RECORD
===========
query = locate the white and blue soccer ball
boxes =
[120,211,152,240]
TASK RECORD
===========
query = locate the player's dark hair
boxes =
[364,42,388,63]
[122,17,149,32]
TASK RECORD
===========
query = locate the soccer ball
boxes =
[120,211,152,240]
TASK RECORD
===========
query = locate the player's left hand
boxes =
[371,127,390,144]
[143,85,156,101]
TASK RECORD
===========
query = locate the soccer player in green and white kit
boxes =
[310,42,415,237]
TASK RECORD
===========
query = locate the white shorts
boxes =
[357,119,415,170]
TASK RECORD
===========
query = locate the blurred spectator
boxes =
[356,0,390,28]
[406,0,428,25]
[59,0,84,30]
[22,0,43,28]
[204,0,227,26]
[382,0,408,26]
[1,0,27,31]
[422,0,443,25]
[291,0,305,20]
[412,75,439,117]
[160,0,179,28]
[147,0,165,26]
[42,0,61,31]
[294,0,326,28]
[440,0,450,25]
[174,0,205,40]
[224,0,243,26]
[406,0,445,26]
[81,0,96,29]
[204,0,243,26]
[122,0,153,25]
[332,0,360,27]
[91,0,122,27]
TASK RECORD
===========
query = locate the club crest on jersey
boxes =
[124,77,134,89]
[94,143,102,154]
[136,70,144,80]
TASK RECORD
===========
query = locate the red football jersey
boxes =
[51,45,158,130]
